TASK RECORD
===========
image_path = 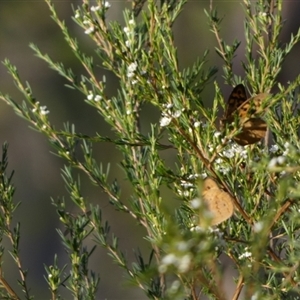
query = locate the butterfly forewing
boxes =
[225,84,248,119]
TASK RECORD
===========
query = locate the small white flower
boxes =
[161,253,177,266]
[190,198,201,209]
[32,108,37,113]
[190,226,197,232]
[94,95,102,102]
[173,110,181,118]
[75,11,80,19]
[218,166,230,174]
[83,20,90,25]
[269,144,279,153]
[87,93,94,101]
[194,121,200,128]
[183,190,189,197]
[85,26,94,34]
[160,116,172,127]
[200,173,207,179]
[214,131,221,138]
[91,6,100,12]
[277,156,286,165]
[40,106,49,115]
[125,40,131,47]
[239,251,252,259]
[127,62,137,78]
[240,149,248,159]
[268,156,285,168]
[128,19,135,25]
[126,110,131,115]
[253,221,264,232]
[176,241,189,252]
[104,1,111,8]
[215,158,223,165]
[128,62,137,72]
[177,254,191,273]
[123,27,130,34]
[283,142,290,156]
[127,72,134,78]
[48,274,53,278]
[187,174,199,180]
[158,264,167,273]
[222,148,235,159]
[181,180,193,188]
[268,158,277,168]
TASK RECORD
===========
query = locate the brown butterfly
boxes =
[201,178,234,225]
[222,84,270,145]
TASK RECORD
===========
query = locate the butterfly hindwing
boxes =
[202,178,234,225]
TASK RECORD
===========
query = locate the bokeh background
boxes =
[0,1,299,299]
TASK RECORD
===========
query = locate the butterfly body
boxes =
[222,84,270,145]
[202,178,234,225]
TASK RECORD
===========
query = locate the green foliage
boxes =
[0,0,300,299]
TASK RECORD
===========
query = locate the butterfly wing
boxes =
[207,190,234,225]
[223,84,269,145]
[224,84,248,121]
[236,93,270,118]
[202,178,234,225]
[233,119,267,145]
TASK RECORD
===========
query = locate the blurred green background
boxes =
[0,1,299,299]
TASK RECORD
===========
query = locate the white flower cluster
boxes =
[87,91,102,102]
[178,173,202,198]
[32,102,50,115]
[267,142,291,170]
[238,247,252,260]
[124,19,135,48]
[159,103,183,127]
[83,19,95,35]
[159,251,192,274]
[209,141,247,174]
[40,106,50,115]
[127,62,137,78]
[91,1,111,12]
[75,2,111,24]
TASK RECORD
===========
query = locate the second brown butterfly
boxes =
[201,178,234,225]
[221,84,270,145]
